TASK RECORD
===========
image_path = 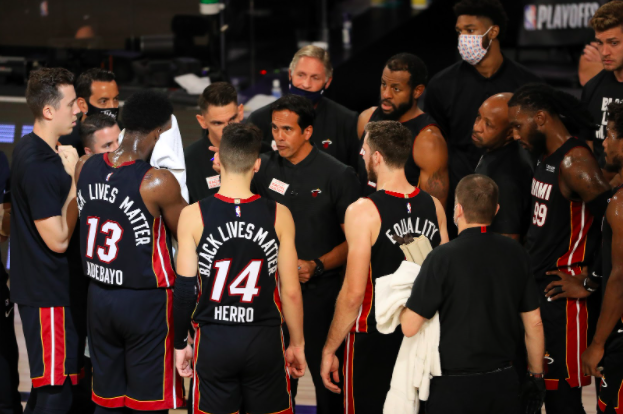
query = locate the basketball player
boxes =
[358,53,449,207]
[75,90,187,413]
[508,84,611,414]
[173,123,306,414]
[320,120,448,414]
[582,101,623,414]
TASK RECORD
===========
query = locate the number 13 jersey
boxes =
[192,194,283,327]
[526,137,600,284]
[77,153,176,289]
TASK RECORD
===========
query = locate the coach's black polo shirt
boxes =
[252,145,360,278]
[247,97,360,171]
[185,130,275,204]
[406,227,539,373]
[424,57,541,185]
[475,141,534,236]
[10,132,86,307]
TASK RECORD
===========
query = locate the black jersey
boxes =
[192,194,283,327]
[353,188,441,333]
[359,109,439,195]
[77,153,176,289]
[526,138,600,284]
[602,186,623,347]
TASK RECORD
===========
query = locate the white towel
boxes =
[118,114,189,202]
[375,261,441,414]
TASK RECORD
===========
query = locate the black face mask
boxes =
[289,83,325,104]
[86,101,119,119]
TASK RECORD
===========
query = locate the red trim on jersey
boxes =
[481,226,487,233]
[198,203,205,227]
[152,217,176,288]
[545,379,559,390]
[556,202,593,274]
[598,397,607,413]
[103,152,136,168]
[384,189,420,199]
[192,329,202,411]
[279,328,294,414]
[564,298,591,388]
[92,394,125,408]
[352,266,373,333]
[273,270,284,323]
[343,333,356,414]
[214,194,261,204]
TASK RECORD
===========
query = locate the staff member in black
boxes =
[248,45,360,170]
[473,93,533,240]
[251,94,360,414]
[184,82,244,203]
[401,174,546,414]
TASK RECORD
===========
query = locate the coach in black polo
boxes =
[252,94,360,413]
[401,175,545,414]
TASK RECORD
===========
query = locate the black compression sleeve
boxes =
[173,275,198,350]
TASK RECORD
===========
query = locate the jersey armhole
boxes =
[198,202,205,227]
[414,123,440,162]
[139,167,154,192]
[558,143,596,202]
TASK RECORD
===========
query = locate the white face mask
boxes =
[458,26,493,66]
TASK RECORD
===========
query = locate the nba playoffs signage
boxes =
[519,0,607,46]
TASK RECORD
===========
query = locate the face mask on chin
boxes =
[458,26,493,66]
[86,101,119,119]
[289,82,325,104]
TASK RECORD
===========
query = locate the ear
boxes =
[489,25,500,40]
[455,203,464,219]
[535,110,547,128]
[42,104,55,121]
[324,76,333,90]
[288,70,292,82]
[253,157,261,173]
[237,104,244,121]
[84,146,93,155]
[495,204,500,216]
[413,85,425,101]
[214,151,221,166]
[303,125,313,141]
[77,97,88,114]
[196,114,208,129]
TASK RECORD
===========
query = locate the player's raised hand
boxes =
[320,351,341,394]
[57,145,79,178]
[285,345,306,379]
[175,345,194,378]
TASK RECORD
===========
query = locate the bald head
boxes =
[472,93,514,151]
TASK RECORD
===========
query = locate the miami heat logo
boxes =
[106,173,113,181]
[311,189,322,198]
[407,202,411,214]
[544,353,554,365]
[235,206,241,217]
[322,140,332,149]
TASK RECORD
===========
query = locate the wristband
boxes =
[528,371,545,379]
[583,277,598,293]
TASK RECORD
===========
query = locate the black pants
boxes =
[426,367,520,414]
[0,284,22,414]
[544,378,585,414]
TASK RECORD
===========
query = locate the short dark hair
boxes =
[364,121,412,169]
[120,90,173,134]
[198,82,238,113]
[385,53,428,89]
[75,68,116,101]
[607,101,623,139]
[270,95,315,131]
[508,83,597,134]
[453,0,509,40]
[219,123,263,174]
[80,114,118,149]
[26,68,75,120]
[455,174,499,224]
[590,1,623,32]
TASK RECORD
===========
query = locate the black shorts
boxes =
[597,342,623,414]
[192,324,292,414]
[19,304,85,388]
[539,287,592,390]
[87,283,184,410]
[343,330,403,414]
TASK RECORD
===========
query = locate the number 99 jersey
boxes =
[191,194,283,327]
[76,154,176,289]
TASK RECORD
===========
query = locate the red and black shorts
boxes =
[87,283,184,410]
[597,345,623,414]
[191,324,292,414]
[18,304,85,388]
[343,330,403,414]
[539,292,593,390]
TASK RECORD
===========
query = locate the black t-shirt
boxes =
[0,151,10,285]
[59,119,85,157]
[581,70,623,163]
[184,132,220,204]
[475,141,534,236]
[252,146,360,277]
[247,97,360,171]
[424,58,541,184]
[406,227,539,372]
[10,133,84,307]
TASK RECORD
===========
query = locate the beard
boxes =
[377,95,414,121]
[604,153,623,173]
[525,126,548,157]
[366,163,378,185]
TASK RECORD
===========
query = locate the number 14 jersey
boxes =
[77,153,176,289]
[526,137,600,284]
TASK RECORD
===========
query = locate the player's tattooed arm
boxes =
[560,146,610,203]
[414,126,449,208]
[583,193,623,377]
[141,168,188,239]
